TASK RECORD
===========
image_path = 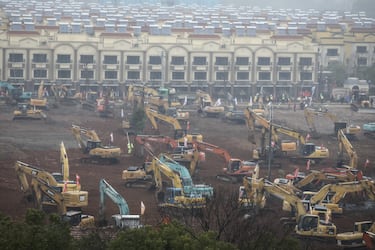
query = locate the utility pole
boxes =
[267,102,273,180]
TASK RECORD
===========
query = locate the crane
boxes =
[99,179,141,228]
[71,124,122,164]
[241,177,337,239]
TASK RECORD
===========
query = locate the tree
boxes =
[0,209,73,250]
[130,107,146,134]
[326,62,347,87]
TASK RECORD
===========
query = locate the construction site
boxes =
[0,87,375,249]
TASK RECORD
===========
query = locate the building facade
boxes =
[0,1,374,100]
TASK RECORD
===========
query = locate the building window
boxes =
[104,71,117,79]
[149,56,161,65]
[258,72,271,81]
[57,70,71,79]
[193,56,207,65]
[127,56,140,64]
[80,55,94,64]
[356,46,367,53]
[357,57,368,66]
[10,69,23,77]
[9,53,23,62]
[81,70,94,79]
[216,72,229,81]
[278,57,291,65]
[236,72,249,80]
[326,49,338,56]
[236,57,249,65]
[57,54,71,63]
[257,57,271,66]
[299,57,312,66]
[33,54,47,63]
[172,72,184,80]
[300,72,312,81]
[278,72,291,81]
[171,56,184,65]
[150,71,162,80]
[127,71,140,80]
[215,57,229,65]
[194,72,207,80]
[103,55,117,64]
[33,69,47,78]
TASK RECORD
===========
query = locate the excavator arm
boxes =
[99,179,130,222]
[71,125,87,149]
[145,107,185,139]
[60,141,69,182]
[337,129,358,169]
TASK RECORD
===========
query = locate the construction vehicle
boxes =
[293,169,362,191]
[303,107,360,138]
[195,90,225,117]
[96,93,115,118]
[336,221,375,248]
[50,84,81,107]
[192,140,258,183]
[29,81,48,110]
[145,107,203,142]
[81,91,99,111]
[15,141,81,196]
[99,179,141,229]
[14,161,94,227]
[122,162,153,188]
[165,107,190,123]
[71,124,122,164]
[151,154,207,209]
[222,110,246,124]
[127,85,180,113]
[307,180,375,215]
[363,122,375,138]
[337,128,358,169]
[0,81,32,104]
[166,147,203,176]
[158,154,213,198]
[241,177,337,239]
[245,107,329,161]
[13,103,47,120]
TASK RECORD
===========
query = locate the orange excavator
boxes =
[191,140,258,183]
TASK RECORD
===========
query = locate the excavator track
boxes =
[216,174,238,183]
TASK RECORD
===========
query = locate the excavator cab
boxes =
[86,140,101,152]
[300,143,316,157]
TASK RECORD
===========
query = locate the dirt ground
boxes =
[1,100,375,248]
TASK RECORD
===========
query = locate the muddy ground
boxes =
[0,101,374,248]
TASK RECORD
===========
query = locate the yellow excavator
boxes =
[293,169,361,191]
[29,80,48,110]
[71,124,122,164]
[13,102,47,120]
[337,128,358,169]
[151,154,207,209]
[240,177,337,239]
[195,90,225,117]
[303,107,360,138]
[144,107,203,142]
[306,180,375,215]
[245,107,329,162]
[14,160,93,227]
[337,221,375,248]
